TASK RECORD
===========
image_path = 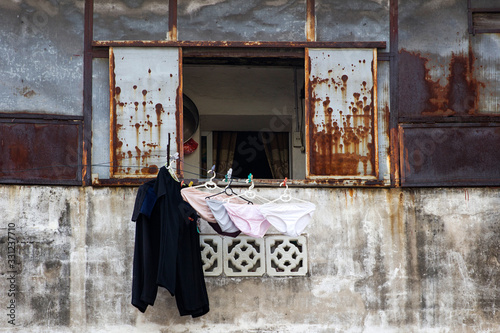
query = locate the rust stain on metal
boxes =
[306,0,315,42]
[399,48,484,117]
[18,86,36,98]
[306,49,379,179]
[308,69,375,176]
[0,122,80,181]
[142,165,159,174]
[371,50,379,178]
[168,0,178,41]
[109,47,180,179]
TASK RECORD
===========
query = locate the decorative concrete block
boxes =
[265,236,308,276]
[223,236,265,276]
[200,235,223,276]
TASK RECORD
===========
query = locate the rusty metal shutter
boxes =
[305,48,378,180]
[0,119,82,185]
[109,47,181,178]
[400,124,500,186]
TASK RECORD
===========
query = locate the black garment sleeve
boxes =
[131,180,160,312]
[154,167,181,295]
[174,201,210,317]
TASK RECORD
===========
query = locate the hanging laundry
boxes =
[206,199,240,234]
[180,186,244,237]
[131,166,209,317]
[131,179,159,312]
[258,202,316,237]
[223,202,272,238]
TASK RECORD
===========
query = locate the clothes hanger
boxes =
[225,173,268,204]
[166,152,180,182]
[191,165,219,190]
[269,178,311,204]
[205,169,253,204]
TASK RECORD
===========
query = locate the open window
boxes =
[182,63,303,180]
[109,47,305,181]
[105,45,388,185]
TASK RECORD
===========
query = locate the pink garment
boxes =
[223,202,271,238]
[180,187,245,222]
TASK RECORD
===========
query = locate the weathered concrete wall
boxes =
[1,185,499,332]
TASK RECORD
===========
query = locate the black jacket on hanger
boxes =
[131,167,209,317]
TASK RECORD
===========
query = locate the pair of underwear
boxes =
[258,201,316,237]
[181,187,245,237]
[181,187,316,238]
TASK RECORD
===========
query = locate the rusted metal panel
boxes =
[472,34,500,115]
[177,0,306,42]
[389,0,399,187]
[306,48,378,179]
[93,40,387,49]
[399,124,500,186]
[110,47,180,178]
[0,120,82,185]
[92,58,111,180]
[398,49,485,118]
[376,61,391,184]
[472,11,500,32]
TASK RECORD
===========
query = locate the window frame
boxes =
[90,41,387,186]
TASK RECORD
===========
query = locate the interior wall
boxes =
[183,65,305,179]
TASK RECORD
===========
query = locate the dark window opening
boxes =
[211,131,289,180]
[232,131,274,179]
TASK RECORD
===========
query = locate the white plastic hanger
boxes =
[269,178,310,204]
[166,152,180,182]
[206,169,252,204]
[191,165,219,190]
[224,174,269,204]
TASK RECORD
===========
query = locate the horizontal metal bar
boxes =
[401,180,500,187]
[398,116,500,124]
[377,52,393,61]
[473,28,500,34]
[93,40,387,49]
[470,8,500,13]
[183,47,305,58]
[94,178,154,186]
[0,113,84,121]
[94,177,389,188]
[0,179,82,186]
[90,47,391,62]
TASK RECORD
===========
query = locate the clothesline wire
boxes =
[0,155,283,185]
